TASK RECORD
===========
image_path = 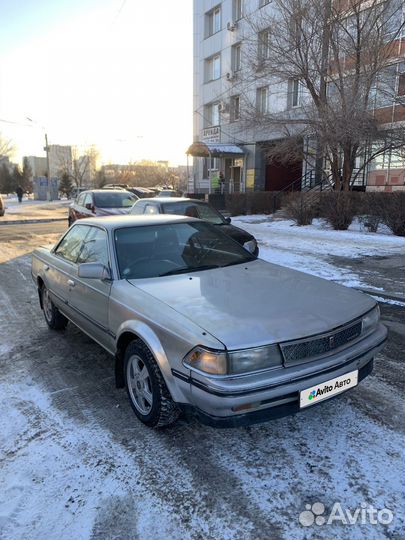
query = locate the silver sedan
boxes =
[31,215,387,428]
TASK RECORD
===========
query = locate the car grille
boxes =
[280,320,363,366]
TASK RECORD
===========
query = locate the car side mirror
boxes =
[78,263,111,281]
[85,203,94,211]
[225,217,231,224]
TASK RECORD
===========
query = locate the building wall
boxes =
[48,145,72,178]
[25,156,47,178]
[192,0,405,193]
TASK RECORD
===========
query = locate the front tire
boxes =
[41,285,68,330]
[124,340,180,427]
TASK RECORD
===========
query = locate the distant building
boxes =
[24,156,47,178]
[74,154,97,185]
[48,145,72,178]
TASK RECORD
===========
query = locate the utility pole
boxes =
[44,133,52,201]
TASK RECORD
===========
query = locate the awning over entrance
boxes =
[186,142,245,158]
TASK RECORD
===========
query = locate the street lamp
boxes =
[26,117,52,201]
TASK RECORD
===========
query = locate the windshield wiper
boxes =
[159,264,220,277]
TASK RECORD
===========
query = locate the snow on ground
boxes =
[233,215,405,292]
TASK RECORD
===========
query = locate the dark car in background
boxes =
[130,197,259,255]
[156,189,184,197]
[102,184,156,198]
[68,189,138,225]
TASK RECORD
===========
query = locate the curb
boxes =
[354,287,405,303]
[0,218,67,226]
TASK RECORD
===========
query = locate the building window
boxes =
[232,43,242,72]
[205,54,221,82]
[257,87,268,114]
[205,5,221,37]
[258,29,270,62]
[369,64,398,108]
[204,102,221,127]
[233,0,243,20]
[288,79,302,108]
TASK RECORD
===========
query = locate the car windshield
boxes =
[94,192,137,208]
[114,221,255,279]
[162,201,225,225]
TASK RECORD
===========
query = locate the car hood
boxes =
[215,223,253,242]
[128,260,375,349]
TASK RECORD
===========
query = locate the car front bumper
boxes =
[173,324,387,428]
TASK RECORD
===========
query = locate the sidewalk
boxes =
[0,200,69,224]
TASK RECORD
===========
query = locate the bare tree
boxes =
[0,132,15,158]
[239,0,405,190]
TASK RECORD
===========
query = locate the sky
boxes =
[0,0,193,166]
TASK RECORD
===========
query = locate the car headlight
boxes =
[183,346,227,375]
[362,305,380,334]
[183,344,283,376]
[243,239,257,253]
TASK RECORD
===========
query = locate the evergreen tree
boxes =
[11,165,24,195]
[22,157,33,193]
[0,164,13,194]
[59,172,73,198]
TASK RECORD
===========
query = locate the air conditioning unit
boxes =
[227,21,238,31]
[226,71,237,81]
[218,101,229,113]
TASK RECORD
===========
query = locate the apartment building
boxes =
[24,156,47,178]
[189,0,405,193]
[48,145,72,179]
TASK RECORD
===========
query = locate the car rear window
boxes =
[162,202,224,225]
[94,192,137,208]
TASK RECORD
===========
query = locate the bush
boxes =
[318,192,359,230]
[379,192,405,236]
[282,192,317,225]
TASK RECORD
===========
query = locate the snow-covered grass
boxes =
[233,215,405,294]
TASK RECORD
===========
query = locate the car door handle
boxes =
[44,265,49,271]
[67,279,75,287]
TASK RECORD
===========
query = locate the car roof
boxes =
[135,197,205,204]
[73,214,200,230]
[80,189,134,194]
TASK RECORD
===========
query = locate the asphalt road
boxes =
[0,223,404,540]
[0,220,67,242]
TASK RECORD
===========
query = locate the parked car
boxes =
[102,184,156,198]
[32,214,387,428]
[69,187,88,200]
[156,189,183,197]
[0,194,5,216]
[68,189,138,226]
[130,197,259,256]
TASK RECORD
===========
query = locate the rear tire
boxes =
[41,285,68,330]
[124,340,180,427]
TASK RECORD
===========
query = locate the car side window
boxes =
[77,227,109,266]
[77,193,86,206]
[131,202,145,215]
[144,204,159,215]
[54,225,90,263]
[83,193,93,208]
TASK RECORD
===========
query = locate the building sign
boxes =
[246,169,255,189]
[201,126,220,143]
